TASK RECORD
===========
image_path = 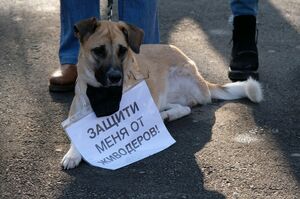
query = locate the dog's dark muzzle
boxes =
[107,69,122,85]
[87,66,123,117]
[95,67,123,87]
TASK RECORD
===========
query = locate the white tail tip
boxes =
[245,78,263,103]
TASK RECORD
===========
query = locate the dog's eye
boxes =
[92,45,106,58]
[118,45,128,58]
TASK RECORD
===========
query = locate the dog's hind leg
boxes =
[160,103,191,121]
[61,143,82,169]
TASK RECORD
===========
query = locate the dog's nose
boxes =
[107,70,122,84]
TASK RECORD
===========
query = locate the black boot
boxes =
[228,15,259,81]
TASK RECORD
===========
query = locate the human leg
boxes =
[118,0,160,44]
[229,0,259,81]
[49,0,100,92]
[231,0,258,16]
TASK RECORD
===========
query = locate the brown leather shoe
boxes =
[49,64,77,92]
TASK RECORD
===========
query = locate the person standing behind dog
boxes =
[228,0,259,81]
[49,0,159,92]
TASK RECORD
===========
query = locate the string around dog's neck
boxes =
[107,0,113,21]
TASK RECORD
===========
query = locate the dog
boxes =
[61,18,263,169]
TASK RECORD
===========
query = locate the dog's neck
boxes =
[123,51,147,91]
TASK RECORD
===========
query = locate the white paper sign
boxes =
[62,81,176,170]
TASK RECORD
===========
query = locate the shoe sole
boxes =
[228,68,259,81]
[49,83,75,92]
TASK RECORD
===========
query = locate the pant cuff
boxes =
[59,56,78,65]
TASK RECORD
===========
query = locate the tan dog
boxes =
[61,18,263,169]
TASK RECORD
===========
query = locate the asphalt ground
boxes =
[0,0,299,198]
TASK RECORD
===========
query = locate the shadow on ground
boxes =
[160,0,300,184]
[58,104,225,198]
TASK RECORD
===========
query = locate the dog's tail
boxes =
[207,78,263,103]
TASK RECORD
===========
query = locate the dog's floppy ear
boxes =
[119,22,144,54]
[74,17,98,43]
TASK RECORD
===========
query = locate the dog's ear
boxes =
[119,22,144,54]
[74,17,98,43]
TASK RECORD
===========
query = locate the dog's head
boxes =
[74,18,144,117]
[74,17,144,87]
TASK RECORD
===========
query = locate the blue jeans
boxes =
[59,0,159,65]
[231,0,258,16]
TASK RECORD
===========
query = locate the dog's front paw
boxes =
[160,111,169,121]
[61,147,82,170]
